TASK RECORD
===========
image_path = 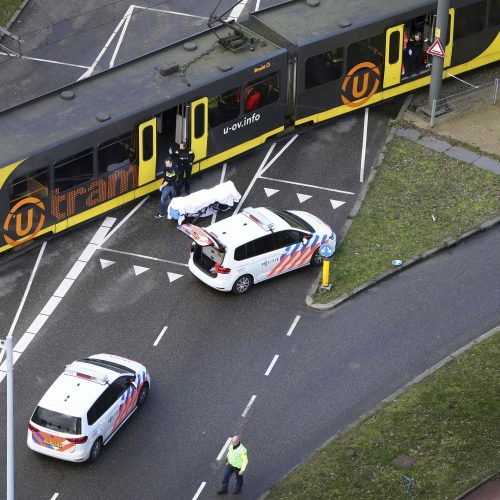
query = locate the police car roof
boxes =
[38,360,121,417]
[208,207,287,247]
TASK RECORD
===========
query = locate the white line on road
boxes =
[97,247,189,267]
[109,6,134,68]
[101,197,149,244]
[255,0,262,11]
[226,0,249,21]
[286,315,301,336]
[259,176,355,195]
[360,107,369,183]
[192,482,207,500]
[153,326,168,346]
[265,355,279,376]
[50,493,59,500]
[136,6,209,19]
[211,162,227,225]
[259,134,298,176]
[234,143,276,214]
[217,437,232,461]
[242,395,257,417]
[0,51,90,68]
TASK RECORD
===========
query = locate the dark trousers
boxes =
[221,464,243,492]
[176,164,192,195]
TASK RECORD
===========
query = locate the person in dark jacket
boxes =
[154,157,177,218]
[407,31,424,75]
[173,142,195,195]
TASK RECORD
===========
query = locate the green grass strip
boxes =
[0,0,22,27]
[268,332,500,499]
[315,137,500,303]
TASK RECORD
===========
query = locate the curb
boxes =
[259,325,500,499]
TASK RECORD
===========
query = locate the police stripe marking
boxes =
[286,316,301,336]
[242,395,257,417]
[265,355,279,376]
[217,437,232,461]
[153,326,168,346]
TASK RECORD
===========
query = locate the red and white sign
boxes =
[427,38,445,58]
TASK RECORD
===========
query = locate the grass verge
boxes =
[0,0,21,27]
[314,136,500,303]
[267,331,500,499]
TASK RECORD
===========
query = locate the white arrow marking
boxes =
[168,272,183,283]
[297,193,312,203]
[100,259,115,269]
[134,265,149,276]
[330,199,346,210]
[264,187,279,198]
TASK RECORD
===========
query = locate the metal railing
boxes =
[430,77,499,127]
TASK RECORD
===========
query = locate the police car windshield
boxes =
[267,209,314,232]
[32,406,81,435]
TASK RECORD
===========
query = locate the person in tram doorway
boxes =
[407,31,424,75]
[154,157,177,219]
[173,141,195,195]
[217,436,248,495]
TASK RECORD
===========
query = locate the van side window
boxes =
[87,386,117,426]
[252,234,275,257]
[111,376,133,400]
[273,230,303,249]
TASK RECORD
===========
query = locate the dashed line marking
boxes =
[192,482,206,500]
[97,247,189,267]
[242,395,257,417]
[217,437,232,461]
[50,494,59,500]
[286,315,301,336]
[153,326,168,347]
[259,176,355,195]
[265,355,279,376]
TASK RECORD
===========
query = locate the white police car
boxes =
[27,354,150,463]
[179,207,335,294]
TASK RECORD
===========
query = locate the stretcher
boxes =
[168,181,241,224]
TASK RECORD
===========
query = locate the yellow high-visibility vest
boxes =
[227,443,248,472]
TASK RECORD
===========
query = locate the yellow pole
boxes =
[321,259,330,287]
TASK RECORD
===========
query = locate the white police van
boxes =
[27,354,150,463]
[179,207,335,294]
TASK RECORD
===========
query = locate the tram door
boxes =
[189,97,208,173]
[138,117,157,187]
[384,25,404,88]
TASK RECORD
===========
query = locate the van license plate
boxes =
[45,439,62,448]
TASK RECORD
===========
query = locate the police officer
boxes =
[173,141,195,195]
[154,157,177,218]
[217,436,248,495]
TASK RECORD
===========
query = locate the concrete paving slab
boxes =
[473,156,500,175]
[395,128,421,141]
[445,146,481,164]
[417,135,451,153]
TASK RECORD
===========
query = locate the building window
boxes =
[98,132,135,174]
[244,72,280,112]
[454,1,486,38]
[208,88,240,128]
[305,49,344,89]
[9,166,50,205]
[54,149,93,192]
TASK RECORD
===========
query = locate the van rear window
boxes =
[32,406,81,435]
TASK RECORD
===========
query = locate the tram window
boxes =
[491,0,500,26]
[388,32,400,65]
[9,166,49,203]
[208,88,240,128]
[244,72,280,111]
[454,1,486,38]
[347,34,384,70]
[54,149,93,192]
[142,125,153,162]
[305,50,343,89]
[98,132,134,174]
[194,103,205,139]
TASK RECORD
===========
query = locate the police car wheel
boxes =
[137,383,149,407]
[232,274,253,295]
[88,437,103,463]
[311,249,323,266]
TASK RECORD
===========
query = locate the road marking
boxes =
[217,437,232,461]
[26,314,49,335]
[211,162,227,225]
[40,296,62,316]
[0,51,91,68]
[133,265,149,276]
[99,258,115,269]
[360,107,369,183]
[227,0,249,21]
[242,395,257,417]
[138,6,209,19]
[259,176,355,195]
[167,272,184,283]
[234,143,276,214]
[153,326,168,346]
[264,187,279,198]
[192,482,206,500]
[265,355,279,376]
[109,5,133,68]
[255,0,262,10]
[98,247,189,267]
[286,315,301,336]
[50,494,59,500]
[259,134,298,176]
[296,193,312,203]
[13,333,35,354]
[330,199,346,210]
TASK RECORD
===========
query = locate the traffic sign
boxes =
[427,38,445,58]
[319,243,335,259]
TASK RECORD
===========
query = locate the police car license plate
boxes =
[45,439,62,448]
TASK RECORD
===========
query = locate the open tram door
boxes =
[137,117,157,195]
[189,97,208,174]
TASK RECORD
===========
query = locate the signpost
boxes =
[319,243,335,290]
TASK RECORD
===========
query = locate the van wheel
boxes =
[137,383,149,407]
[87,437,103,463]
[232,274,253,295]
[311,249,323,266]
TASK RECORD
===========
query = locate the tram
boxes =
[0,0,498,253]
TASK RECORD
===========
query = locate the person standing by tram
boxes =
[154,157,177,219]
[173,142,195,195]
